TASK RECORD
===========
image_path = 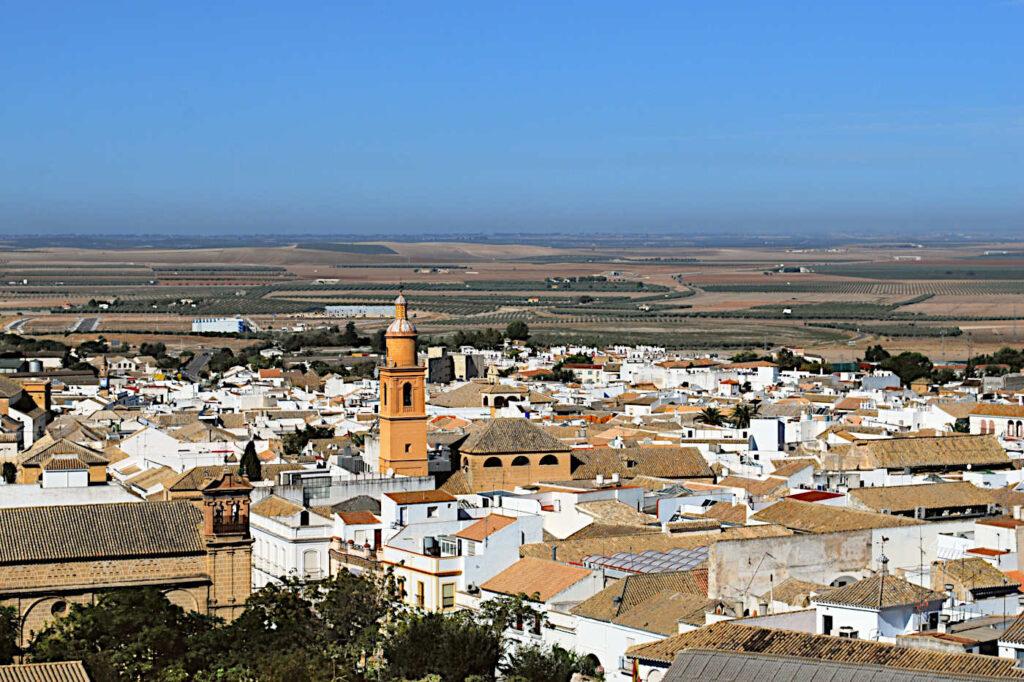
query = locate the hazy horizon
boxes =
[2,2,1022,235]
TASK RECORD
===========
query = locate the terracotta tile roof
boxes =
[430,380,555,408]
[572,569,708,633]
[751,499,923,533]
[0,501,204,564]
[337,510,380,525]
[853,435,1010,471]
[250,495,304,518]
[936,557,1019,591]
[703,501,747,525]
[717,475,788,498]
[437,469,473,495]
[42,456,89,471]
[662,649,1018,682]
[576,500,658,527]
[970,404,1024,418]
[480,557,593,602]
[454,514,516,541]
[628,621,1024,677]
[385,490,456,505]
[849,481,996,514]
[571,446,713,480]
[769,458,817,478]
[167,465,232,492]
[125,465,178,491]
[458,418,571,456]
[1001,611,1024,645]
[21,438,108,468]
[522,525,792,565]
[760,577,833,607]
[0,661,91,682]
[813,573,943,610]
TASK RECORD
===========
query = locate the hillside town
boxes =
[6,294,1024,680]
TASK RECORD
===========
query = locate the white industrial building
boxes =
[192,317,249,333]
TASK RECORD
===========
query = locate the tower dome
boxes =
[386,291,417,337]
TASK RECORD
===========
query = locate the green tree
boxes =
[773,348,801,371]
[730,402,761,429]
[502,644,602,682]
[880,351,933,386]
[729,350,761,363]
[283,424,335,456]
[864,344,890,363]
[30,588,216,682]
[238,441,262,481]
[695,406,725,426]
[1,462,15,484]
[953,418,971,433]
[381,611,501,682]
[0,605,19,664]
[505,321,530,341]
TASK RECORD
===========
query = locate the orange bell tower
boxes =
[378,292,429,476]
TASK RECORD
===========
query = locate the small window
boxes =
[511,456,530,467]
[539,454,559,466]
[427,506,439,518]
[416,581,425,608]
[405,443,411,453]
[442,582,455,609]
[51,600,68,617]
[483,457,502,468]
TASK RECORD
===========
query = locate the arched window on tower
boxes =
[403,382,413,407]
[383,383,387,406]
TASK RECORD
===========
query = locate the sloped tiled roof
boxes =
[761,577,833,607]
[0,661,91,682]
[21,438,108,467]
[454,514,517,541]
[628,621,1024,677]
[813,573,943,610]
[970,404,1024,418]
[522,525,792,564]
[480,557,592,601]
[337,510,380,525]
[572,569,708,633]
[251,495,304,518]
[459,418,571,455]
[576,500,657,527]
[853,434,1010,470]
[751,499,923,533]
[703,501,747,525]
[849,481,996,513]
[0,501,204,564]
[937,557,1019,591]
[570,446,713,480]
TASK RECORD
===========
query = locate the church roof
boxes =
[812,573,943,610]
[0,501,205,565]
[459,418,571,455]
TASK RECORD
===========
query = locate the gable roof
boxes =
[813,573,943,610]
[571,569,708,634]
[751,499,923,533]
[628,621,1024,677]
[459,418,571,455]
[250,495,305,518]
[454,514,517,541]
[385,490,456,505]
[571,446,713,480]
[853,435,1010,471]
[0,501,205,564]
[480,557,593,602]
[0,661,92,682]
[20,438,108,468]
[849,481,996,513]
[663,649,1018,682]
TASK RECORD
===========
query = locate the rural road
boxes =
[70,317,101,333]
[183,351,213,380]
[4,318,32,332]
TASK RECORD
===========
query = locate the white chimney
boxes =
[1015,505,1022,521]
[611,473,620,485]
[596,474,605,486]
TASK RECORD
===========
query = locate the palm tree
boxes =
[695,406,725,426]
[730,402,761,429]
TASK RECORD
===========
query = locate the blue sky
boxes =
[1,1,1021,236]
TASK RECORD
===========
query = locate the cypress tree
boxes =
[239,440,262,481]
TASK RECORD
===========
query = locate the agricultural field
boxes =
[0,237,1021,353]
